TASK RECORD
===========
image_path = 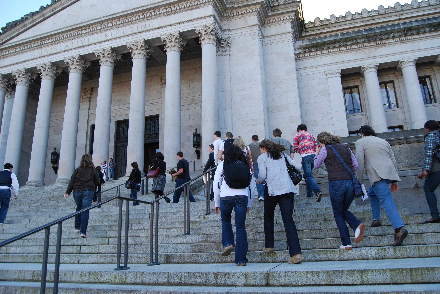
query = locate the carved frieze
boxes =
[127,40,151,60]
[37,62,58,81]
[196,24,217,46]
[12,69,32,87]
[161,33,186,53]
[64,56,90,74]
[95,48,121,67]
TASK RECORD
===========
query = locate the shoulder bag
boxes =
[147,167,160,178]
[284,155,302,185]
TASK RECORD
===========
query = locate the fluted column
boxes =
[125,40,150,175]
[27,63,58,186]
[325,70,349,137]
[0,88,15,166]
[196,24,218,164]
[398,60,427,129]
[162,32,185,169]
[93,48,120,167]
[57,56,90,183]
[361,65,388,133]
[0,75,7,128]
[4,69,32,174]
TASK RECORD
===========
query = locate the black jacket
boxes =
[128,169,142,184]
[66,167,101,195]
[204,152,215,173]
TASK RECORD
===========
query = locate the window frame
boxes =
[379,80,399,109]
[419,76,436,104]
[343,85,362,115]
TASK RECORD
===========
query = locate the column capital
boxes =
[361,65,378,75]
[161,32,186,53]
[217,36,231,56]
[398,60,417,70]
[95,48,121,67]
[5,87,15,99]
[196,24,217,46]
[12,69,32,87]
[127,40,151,61]
[0,75,8,91]
[64,56,90,74]
[324,70,341,78]
[37,63,58,81]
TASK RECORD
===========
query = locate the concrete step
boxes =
[1,281,439,293]
[1,258,439,286]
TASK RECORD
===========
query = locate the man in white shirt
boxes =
[0,163,19,224]
[213,131,223,164]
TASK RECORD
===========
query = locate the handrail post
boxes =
[186,182,190,235]
[123,199,130,269]
[183,185,188,235]
[115,198,123,270]
[205,173,210,215]
[154,200,160,265]
[148,202,155,266]
[141,179,145,195]
[53,222,63,294]
[146,177,149,194]
[40,227,50,294]
[97,190,102,209]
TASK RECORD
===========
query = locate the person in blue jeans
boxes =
[314,132,365,250]
[64,154,100,238]
[172,152,195,203]
[418,120,440,223]
[213,145,254,266]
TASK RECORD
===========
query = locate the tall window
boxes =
[419,76,436,104]
[343,86,362,114]
[380,81,398,109]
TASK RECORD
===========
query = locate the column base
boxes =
[55,178,70,185]
[25,180,45,187]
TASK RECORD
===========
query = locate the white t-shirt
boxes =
[213,139,224,164]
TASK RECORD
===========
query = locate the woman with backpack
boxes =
[128,162,141,206]
[213,145,254,266]
[314,132,365,250]
[256,139,305,264]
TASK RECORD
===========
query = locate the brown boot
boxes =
[391,228,408,246]
[288,254,305,264]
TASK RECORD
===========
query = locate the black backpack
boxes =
[223,139,235,154]
[223,160,252,189]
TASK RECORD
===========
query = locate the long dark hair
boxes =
[224,145,249,167]
[131,162,140,171]
[259,139,285,160]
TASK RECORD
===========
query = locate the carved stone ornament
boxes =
[378,5,386,14]
[398,60,417,70]
[12,69,32,86]
[195,24,217,46]
[217,36,231,55]
[411,0,419,8]
[5,87,15,100]
[127,40,151,60]
[161,32,186,53]
[64,56,90,74]
[95,48,121,67]
[394,2,402,11]
[37,63,58,81]
[0,75,7,91]
[361,65,379,75]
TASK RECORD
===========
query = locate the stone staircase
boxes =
[0,180,439,293]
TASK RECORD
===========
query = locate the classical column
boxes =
[57,56,89,183]
[325,70,349,137]
[27,63,58,186]
[93,48,120,167]
[398,60,427,129]
[0,75,7,128]
[162,32,185,169]
[4,69,32,173]
[361,65,388,133]
[125,40,149,175]
[0,88,15,166]
[196,24,218,164]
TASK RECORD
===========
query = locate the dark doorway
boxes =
[114,115,159,179]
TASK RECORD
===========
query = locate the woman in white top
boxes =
[213,145,254,266]
[256,139,305,264]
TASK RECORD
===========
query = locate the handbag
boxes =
[125,180,135,189]
[284,155,302,185]
[147,167,160,178]
[327,145,364,198]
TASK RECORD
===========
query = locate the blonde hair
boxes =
[233,136,246,150]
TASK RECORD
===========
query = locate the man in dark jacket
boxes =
[172,152,196,203]
[204,144,216,200]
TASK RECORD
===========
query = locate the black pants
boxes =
[264,188,302,257]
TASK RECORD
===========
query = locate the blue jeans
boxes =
[173,179,195,203]
[264,191,302,256]
[369,179,404,229]
[424,171,440,219]
[130,185,140,206]
[0,189,11,223]
[253,163,265,198]
[73,190,94,234]
[220,196,248,264]
[109,168,114,180]
[329,180,362,246]
[302,154,321,196]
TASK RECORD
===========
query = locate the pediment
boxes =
[0,0,169,47]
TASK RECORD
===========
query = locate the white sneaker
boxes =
[354,223,365,244]
[340,245,352,250]
[258,196,264,202]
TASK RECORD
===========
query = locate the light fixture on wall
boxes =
[193,129,201,160]
[51,147,60,174]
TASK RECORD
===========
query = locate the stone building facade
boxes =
[0,0,439,186]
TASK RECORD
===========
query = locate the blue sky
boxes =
[0,0,407,30]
